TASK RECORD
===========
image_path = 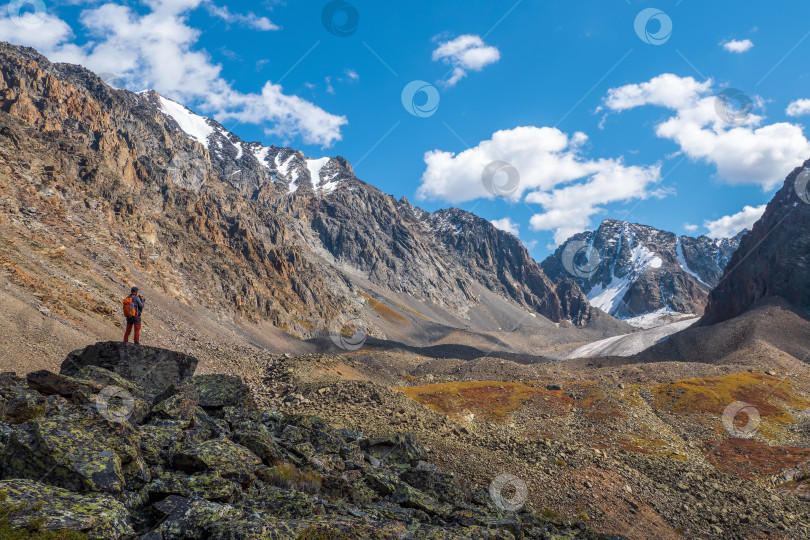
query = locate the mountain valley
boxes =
[0,41,809,540]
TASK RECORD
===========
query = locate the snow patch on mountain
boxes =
[624,308,694,329]
[276,154,295,176]
[252,146,270,166]
[157,96,214,148]
[587,243,661,314]
[676,239,709,286]
[543,219,744,327]
[318,171,341,194]
[306,157,332,192]
[588,275,634,314]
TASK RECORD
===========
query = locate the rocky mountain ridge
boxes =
[143,87,597,329]
[700,160,810,326]
[542,220,744,326]
[0,41,604,354]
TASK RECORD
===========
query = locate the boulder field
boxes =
[0,342,616,539]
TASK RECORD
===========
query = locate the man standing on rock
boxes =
[123,287,145,345]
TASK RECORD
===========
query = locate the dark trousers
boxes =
[124,323,141,344]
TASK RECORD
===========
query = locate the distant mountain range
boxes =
[543,221,745,326]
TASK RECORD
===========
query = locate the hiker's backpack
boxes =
[122,297,137,318]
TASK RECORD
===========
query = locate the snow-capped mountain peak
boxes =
[142,90,350,197]
[541,219,745,327]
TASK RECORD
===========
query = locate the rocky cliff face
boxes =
[700,161,810,326]
[0,42,594,347]
[423,208,590,324]
[541,219,743,325]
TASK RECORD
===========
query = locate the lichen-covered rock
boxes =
[139,421,186,468]
[189,374,254,409]
[152,497,240,540]
[400,464,464,505]
[0,338,619,539]
[0,478,134,539]
[279,423,308,445]
[74,365,142,394]
[210,516,412,539]
[26,370,103,398]
[1,415,126,495]
[390,482,451,517]
[61,342,198,400]
[122,453,151,491]
[150,392,201,424]
[362,433,427,467]
[147,470,237,502]
[241,487,325,519]
[233,424,284,465]
[0,372,46,424]
[172,438,261,481]
[186,408,231,442]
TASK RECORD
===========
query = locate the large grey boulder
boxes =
[60,342,198,400]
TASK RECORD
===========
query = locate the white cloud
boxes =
[523,239,539,250]
[787,99,810,117]
[605,73,713,112]
[491,217,520,237]
[216,82,347,146]
[432,34,500,86]
[526,159,664,245]
[418,127,594,202]
[416,126,663,245]
[721,39,754,54]
[684,223,699,233]
[0,13,80,54]
[704,205,766,238]
[604,74,810,190]
[345,69,359,81]
[205,3,279,31]
[0,1,345,147]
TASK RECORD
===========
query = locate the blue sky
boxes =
[4,0,810,259]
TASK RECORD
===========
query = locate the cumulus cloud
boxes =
[432,34,500,86]
[0,13,80,54]
[417,126,664,245]
[0,0,346,147]
[684,223,699,233]
[704,205,766,238]
[721,39,754,54]
[604,73,713,112]
[491,217,520,237]
[604,74,810,190]
[787,99,810,117]
[526,159,664,245]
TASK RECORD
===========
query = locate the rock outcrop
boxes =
[0,342,616,538]
[700,160,810,326]
[60,342,198,400]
